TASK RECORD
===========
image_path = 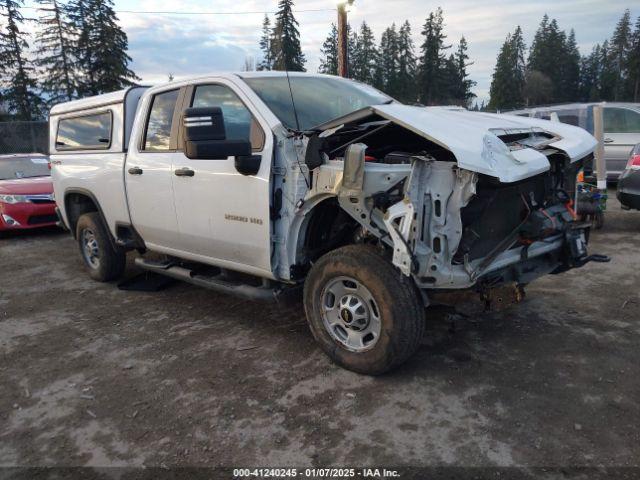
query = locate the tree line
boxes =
[258,2,640,111]
[258,3,476,107]
[0,0,137,121]
[3,0,639,121]
[489,10,640,110]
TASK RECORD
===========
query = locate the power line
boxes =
[22,6,336,15]
[117,8,336,15]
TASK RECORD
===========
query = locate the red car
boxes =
[0,154,58,232]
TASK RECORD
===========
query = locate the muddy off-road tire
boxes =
[76,212,125,282]
[304,245,426,375]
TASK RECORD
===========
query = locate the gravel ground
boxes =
[0,192,639,475]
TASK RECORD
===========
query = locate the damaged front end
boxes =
[294,105,609,293]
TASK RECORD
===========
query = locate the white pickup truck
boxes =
[50,72,606,374]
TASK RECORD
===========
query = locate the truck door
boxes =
[125,87,183,249]
[171,80,273,274]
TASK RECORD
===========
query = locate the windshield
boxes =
[0,156,50,180]
[243,76,393,131]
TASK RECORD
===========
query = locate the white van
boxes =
[508,103,640,181]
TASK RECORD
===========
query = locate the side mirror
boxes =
[182,107,251,160]
[235,154,262,176]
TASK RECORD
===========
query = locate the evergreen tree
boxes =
[87,0,138,94]
[579,44,602,101]
[418,7,450,105]
[68,0,138,95]
[560,29,581,102]
[527,14,550,75]
[488,35,512,110]
[452,36,476,107]
[599,40,617,100]
[318,23,338,75]
[351,21,378,86]
[610,9,632,100]
[270,0,305,71]
[523,69,553,105]
[347,23,358,77]
[257,15,272,71]
[319,23,357,77]
[379,24,399,97]
[440,54,459,104]
[528,15,568,102]
[628,16,640,102]
[35,0,76,103]
[488,27,526,110]
[66,0,93,94]
[396,20,417,103]
[512,26,527,89]
[0,0,44,119]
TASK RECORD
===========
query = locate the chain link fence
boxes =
[0,121,49,155]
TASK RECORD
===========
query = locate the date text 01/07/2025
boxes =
[232,468,401,478]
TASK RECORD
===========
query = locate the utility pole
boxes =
[337,0,354,78]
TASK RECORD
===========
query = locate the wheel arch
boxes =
[288,195,364,272]
[64,188,110,240]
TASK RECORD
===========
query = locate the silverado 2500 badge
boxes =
[225,214,263,225]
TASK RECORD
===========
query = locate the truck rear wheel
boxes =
[304,245,426,375]
[76,212,126,282]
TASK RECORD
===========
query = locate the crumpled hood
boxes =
[321,105,598,183]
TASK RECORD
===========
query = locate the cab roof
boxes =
[48,72,342,116]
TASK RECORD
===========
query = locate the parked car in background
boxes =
[617,143,640,210]
[0,153,58,233]
[508,103,640,181]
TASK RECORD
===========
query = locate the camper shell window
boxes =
[56,112,112,151]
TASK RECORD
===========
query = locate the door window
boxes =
[604,108,640,133]
[192,84,265,150]
[557,114,580,126]
[144,89,180,151]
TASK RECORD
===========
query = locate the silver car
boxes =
[508,103,640,181]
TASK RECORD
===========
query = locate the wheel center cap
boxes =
[340,308,353,323]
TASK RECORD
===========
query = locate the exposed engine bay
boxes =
[272,106,606,291]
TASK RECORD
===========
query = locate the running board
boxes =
[134,258,298,303]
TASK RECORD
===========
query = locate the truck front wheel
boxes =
[76,212,126,282]
[304,245,426,375]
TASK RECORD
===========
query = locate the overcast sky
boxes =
[24,0,640,102]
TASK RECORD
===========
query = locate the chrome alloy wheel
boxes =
[321,276,382,352]
[81,228,100,269]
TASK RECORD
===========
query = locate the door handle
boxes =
[174,167,195,177]
[604,138,614,143]
[128,167,143,175]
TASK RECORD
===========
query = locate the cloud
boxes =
[114,0,638,101]
[122,15,252,82]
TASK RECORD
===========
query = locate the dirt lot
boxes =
[1,193,639,475]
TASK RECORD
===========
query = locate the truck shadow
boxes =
[116,253,590,386]
[0,226,66,241]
